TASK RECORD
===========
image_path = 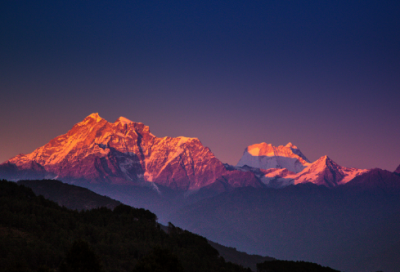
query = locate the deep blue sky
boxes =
[1,1,399,170]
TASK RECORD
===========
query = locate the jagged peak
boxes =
[320,155,330,160]
[314,155,332,164]
[87,112,101,120]
[177,136,198,141]
[115,116,134,125]
[83,114,137,126]
[79,113,104,125]
[309,156,342,171]
[176,136,199,146]
[285,142,298,149]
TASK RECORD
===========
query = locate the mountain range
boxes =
[0,113,378,192]
[1,113,265,192]
[1,113,400,272]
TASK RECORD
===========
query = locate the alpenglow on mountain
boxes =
[234,142,367,188]
[237,142,310,173]
[0,113,371,191]
[0,113,262,191]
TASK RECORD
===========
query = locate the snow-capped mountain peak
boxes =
[88,112,101,119]
[234,151,368,188]
[236,142,310,173]
[115,116,134,126]
[292,155,368,187]
[79,113,104,126]
[0,114,374,191]
[2,113,252,191]
[285,142,296,148]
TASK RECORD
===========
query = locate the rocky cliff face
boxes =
[2,113,246,191]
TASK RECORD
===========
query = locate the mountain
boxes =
[184,169,265,203]
[0,113,265,222]
[291,155,368,188]
[1,113,259,192]
[0,113,370,192]
[395,164,400,174]
[0,161,47,181]
[341,168,400,191]
[1,113,397,271]
[233,155,367,188]
[236,142,310,173]
[17,179,121,210]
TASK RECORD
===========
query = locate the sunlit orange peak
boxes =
[115,116,134,125]
[88,112,100,118]
[87,113,103,122]
[285,142,298,149]
[247,142,275,156]
[318,155,330,161]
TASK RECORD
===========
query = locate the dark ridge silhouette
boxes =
[16,179,278,271]
[257,260,340,272]
[394,164,400,174]
[17,179,121,210]
[0,179,251,272]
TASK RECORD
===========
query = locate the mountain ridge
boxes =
[395,164,400,174]
[1,113,398,271]
[2,113,261,192]
[0,113,379,192]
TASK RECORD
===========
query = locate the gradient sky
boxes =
[1,1,399,171]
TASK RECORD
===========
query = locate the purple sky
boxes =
[1,1,399,171]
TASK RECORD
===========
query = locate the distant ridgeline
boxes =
[0,179,340,272]
[17,179,122,211]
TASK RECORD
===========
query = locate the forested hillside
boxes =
[0,180,250,272]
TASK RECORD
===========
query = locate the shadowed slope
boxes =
[17,179,121,210]
[10,178,275,271]
[170,178,400,272]
[0,179,252,272]
[394,164,400,174]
